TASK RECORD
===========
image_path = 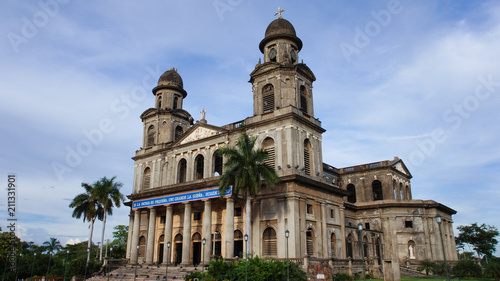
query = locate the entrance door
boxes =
[159,243,164,264]
[234,240,243,258]
[192,242,201,266]
[175,243,182,265]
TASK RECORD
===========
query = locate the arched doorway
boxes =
[174,234,182,265]
[212,232,221,258]
[138,236,146,259]
[192,233,202,266]
[234,230,243,258]
[262,228,277,258]
[158,235,164,264]
[346,234,354,258]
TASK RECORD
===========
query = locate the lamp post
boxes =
[134,244,139,281]
[244,234,248,281]
[64,250,69,281]
[436,214,450,281]
[358,223,366,281]
[285,230,290,281]
[202,238,206,281]
[165,242,171,281]
[30,252,36,281]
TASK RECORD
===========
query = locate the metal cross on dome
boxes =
[275,7,285,18]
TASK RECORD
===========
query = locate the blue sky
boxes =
[1,1,499,254]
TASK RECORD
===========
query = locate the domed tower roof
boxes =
[259,18,303,53]
[153,68,187,98]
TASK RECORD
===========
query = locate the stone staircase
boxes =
[88,264,205,281]
[400,266,429,278]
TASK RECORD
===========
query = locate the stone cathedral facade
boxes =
[125,15,458,279]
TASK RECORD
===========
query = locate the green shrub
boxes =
[453,259,482,279]
[333,273,352,281]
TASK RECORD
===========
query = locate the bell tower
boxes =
[250,10,316,117]
[140,68,193,148]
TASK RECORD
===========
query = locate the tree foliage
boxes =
[453,259,483,279]
[456,223,499,260]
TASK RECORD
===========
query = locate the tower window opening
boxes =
[175,126,183,141]
[304,139,312,176]
[262,84,275,113]
[300,86,308,114]
[372,180,383,201]
[173,96,179,109]
[178,159,187,183]
[147,125,155,147]
[142,167,151,189]
[347,184,356,203]
[262,137,275,168]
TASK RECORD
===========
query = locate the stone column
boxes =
[181,202,192,265]
[225,198,234,258]
[203,200,212,264]
[287,196,299,258]
[145,208,156,264]
[300,198,307,257]
[126,212,134,259]
[130,209,141,264]
[163,205,173,264]
[339,206,346,259]
[277,198,285,258]
[321,202,328,258]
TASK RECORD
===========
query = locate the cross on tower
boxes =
[274,7,285,19]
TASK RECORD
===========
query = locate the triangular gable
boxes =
[179,124,224,145]
[392,160,412,178]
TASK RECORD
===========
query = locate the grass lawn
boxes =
[369,276,495,281]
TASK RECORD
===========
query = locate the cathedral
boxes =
[125,14,458,280]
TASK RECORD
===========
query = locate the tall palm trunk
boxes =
[99,213,107,260]
[87,219,95,263]
[246,188,251,255]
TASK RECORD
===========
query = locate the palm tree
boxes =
[218,132,280,254]
[43,237,62,276]
[417,259,436,277]
[93,176,125,260]
[69,181,104,263]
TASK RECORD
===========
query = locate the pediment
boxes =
[179,124,225,145]
[392,160,412,178]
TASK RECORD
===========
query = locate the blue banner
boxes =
[132,186,232,209]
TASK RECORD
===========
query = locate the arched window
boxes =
[262,84,275,113]
[376,238,382,264]
[363,236,369,258]
[175,126,183,141]
[262,227,277,257]
[304,139,312,176]
[157,95,162,109]
[138,236,146,257]
[330,233,337,258]
[399,182,404,200]
[346,234,354,258]
[300,86,308,114]
[347,184,356,203]
[142,167,151,189]
[372,180,383,201]
[234,230,243,258]
[393,180,397,200]
[178,159,187,183]
[262,137,275,168]
[173,96,179,109]
[147,125,155,147]
[213,151,223,176]
[194,155,204,180]
[306,228,314,256]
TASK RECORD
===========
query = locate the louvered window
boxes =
[262,138,275,168]
[262,84,274,113]
[304,139,312,176]
[142,168,151,189]
[147,126,155,147]
[306,229,314,256]
[263,228,277,257]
